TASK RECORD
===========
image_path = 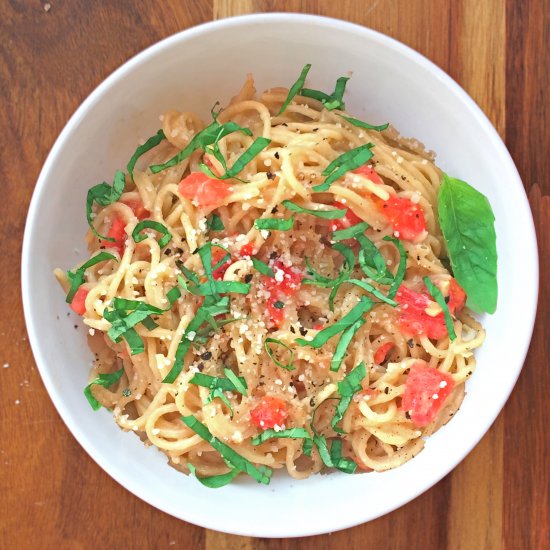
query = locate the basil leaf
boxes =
[65,251,116,303]
[251,427,311,445]
[207,214,224,231]
[383,236,407,299]
[331,221,370,241]
[264,338,295,370]
[303,242,355,290]
[313,143,375,192]
[205,387,234,416]
[300,88,332,103]
[281,200,347,220]
[438,173,497,313]
[254,217,294,231]
[339,114,389,132]
[121,326,144,355]
[356,234,394,284]
[141,317,158,330]
[278,63,312,115]
[312,434,334,468]
[84,367,124,411]
[331,362,366,431]
[188,463,239,488]
[189,371,247,394]
[329,439,357,473]
[330,317,366,372]
[323,76,349,110]
[224,368,248,396]
[127,129,166,180]
[302,438,313,456]
[251,257,275,277]
[295,295,373,348]
[329,278,397,311]
[423,276,457,341]
[86,170,126,240]
[181,415,272,484]
[132,220,172,248]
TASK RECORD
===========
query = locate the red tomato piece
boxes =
[99,217,126,255]
[239,243,255,258]
[250,396,289,429]
[266,298,285,327]
[262,263,302,327]
[395,285,447,340]
[377,195,427,242]
[70,287,89,316]
[446,278,467,315]
[353,164,383,185]
[374,342,394,365]
[402,361,455,427]
[178,172,232,207]
[211,247,232,281]
[122,197,149,220]
[329,201,363,232]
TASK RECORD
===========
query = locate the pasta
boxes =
[55,68,490,486]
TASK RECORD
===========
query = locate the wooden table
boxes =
[1,1,548,548]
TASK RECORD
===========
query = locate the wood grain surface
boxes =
[1,1,548,548]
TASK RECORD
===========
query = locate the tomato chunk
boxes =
[239,243,255,258]
[178,172,232,207]
[262,262,302,327]
[329,201,363,232]
[211,247,232,281]
[377,195,427,242]
[250,396,289,429]
[353,164,383,185]
[70,287,89,316]
[395,285,447,340]
[402,361,455,427]
[99,217,126,255]
[374,342,394,365]
[446,278,467,315]
[122,197,149,220]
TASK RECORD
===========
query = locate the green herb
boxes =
[251,257,275,277]
[356,234,394,284]
[328,278,397,311]
[295,295,373,348]
[254,217,294,231]
[141,317,158,330]
[150,120,252,173]
[384,236,407,299]
[281,200,347,220]
[331,221,370,241]
[127,129,166,180]
[65,251,116,303]
[300,88,332,104]
[188,463,239,489]
[206,214,225,231]
[323,76,349,110]
[84,368,124,411]
[264,338,295,370]
[86,170,126,240]
[329,439,357,473]
[278,63,312,115]
[312,434,334,467]
[181,415,272,484]
[423,276,457,341]
[330,318,366,371]
[223,368,248,396]
[438,174,497,313]
[339,114,389,132]
[204,388,234,416]
[302,438,313,456]
[189,371,248,394]
[251,427,311,445]
[273,300,285,309]
[132,220,172,248]
[331,362,366,431]
[303,242,355,288]
[313,143,375,192]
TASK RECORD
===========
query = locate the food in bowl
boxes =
[54,64,497,487]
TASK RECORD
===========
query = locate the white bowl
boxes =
[22,13,538,537]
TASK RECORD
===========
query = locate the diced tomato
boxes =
[211,247,232,281]
[395,284,447,340]
[99,216,126,255]
[402,361,455,427]
[329,201,363,232]
[374,342,394,365]
[266,299,285,326]
[122,197,149,220]
[313,323,325,330]
[178,172,232,207]
[239,243,255,258]
[376,195,427,242]
[250,396,289,429]
[261,262,302,327]
[446,278,467,315]
[353,164,383,185]
[70,287,89,316]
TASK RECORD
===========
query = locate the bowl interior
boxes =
[22,14,538,537]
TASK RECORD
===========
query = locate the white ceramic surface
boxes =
[22,13,538,538]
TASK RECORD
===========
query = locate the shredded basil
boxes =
[188,463,239,488]
[251,257,275,277]
[65,251,116,303]
[84,368,124,411]
[329,439,357,473]
[281,200,347,220]
[331,221,370,241]
[303,242,355,289]
[251,427,311,446]
[302,76,350,111]
[264,338,295,370]
[302,438,313,456]
[132,220,172,248]
[357,234,394,284]
[339,114,389,132]
[181,415,272,484]
[254,217,294,231]
[86,170,126,240]
[331,362,366,431]
[189,371,248,395]
[330,318,366,372]
[423,276,457,341]
[384,236,407,299]
[313,143,375,192]
[127,129,166,180]
[329,278,397,311]
[206,214,224,231]
[278,63,312,115]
